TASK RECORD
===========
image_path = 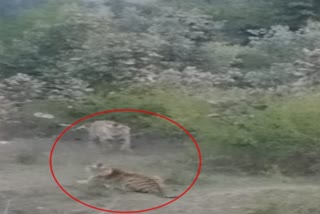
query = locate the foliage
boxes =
[199,42,243,72]
[269,0,320,30]
[115,7,152,33]
[0,0,71,44]
[247,22,320,64]
[2,0,320,176]
[203,93,320,174]
[0,72,91,123]
[146,7,219,66]
[234,22,320,88]
[242,63,298,88]
[126,66,239,91]
[0,73,44,122]
[293,48,320,87]
[69,85,211,136]
[160,0,320,42]
[0,8,92,124]
[0,0,44,18]
[209,0,276,42]
[1,6,225,86]
[68,29,165,84]
[106,0,127,18]
[0,10,101,78]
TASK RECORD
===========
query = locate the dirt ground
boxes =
[0,133,319,214]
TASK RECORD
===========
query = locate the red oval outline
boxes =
[49,108,202,213]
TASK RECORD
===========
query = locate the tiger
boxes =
[78,163,178,199]
[75,120,132,152]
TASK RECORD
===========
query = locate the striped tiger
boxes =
[84,163,178,199]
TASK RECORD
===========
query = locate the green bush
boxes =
[199,42,244,72]
[18,85,320,175]
[203,93,320,175]
[236,47,272,70]
[234,22,320,87]
[245,22,320,67]
[70,85,212,137]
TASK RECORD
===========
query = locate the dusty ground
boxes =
[0,133,319,214]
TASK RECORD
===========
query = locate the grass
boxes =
[16,85,320,175]
[246,188,320,214]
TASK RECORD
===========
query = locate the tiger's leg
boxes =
[76,179,90,184]
[99,137,113,152]
[86,175,97,184]
[103,184,111,189]
[111,183,127,194]
[87,133,99,150]
[76,173,97,184]
[120,135,132,152]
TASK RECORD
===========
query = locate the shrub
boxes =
[199,42,243,72]
[203,93,320,175]
[243,63,298,88]
[70,85,212,137]
[243,21,320,69]
[63,84,320,175]
[236,47,272,70]
[14,82,320,175]
[235,22,320,88]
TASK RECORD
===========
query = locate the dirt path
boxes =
[0,137,319,214]
[1,181,318,214]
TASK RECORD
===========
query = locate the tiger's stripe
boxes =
[96,167,177,198]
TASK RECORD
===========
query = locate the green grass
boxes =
[19,86,320,175]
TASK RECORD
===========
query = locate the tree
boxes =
[147,8,218,67]
[270,0,320,30]
[0,0,45,18]
[105,0,126,18]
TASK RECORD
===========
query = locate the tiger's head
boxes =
[85,162,109,174]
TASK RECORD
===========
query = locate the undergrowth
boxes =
[20,86,320,175]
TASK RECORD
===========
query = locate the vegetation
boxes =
[1,0,320,175]
[246,188,320,214]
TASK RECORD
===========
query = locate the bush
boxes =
[243,63,298,88]
[63,85,320,175]
[203,93,320,175]
[243,22,320,69]
[199,42,243,72]
[70,85,212,137]
[234,22,320,88]
[12,82,320,175]
[236,47,272,70]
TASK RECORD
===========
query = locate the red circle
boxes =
[49,108,202,213]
